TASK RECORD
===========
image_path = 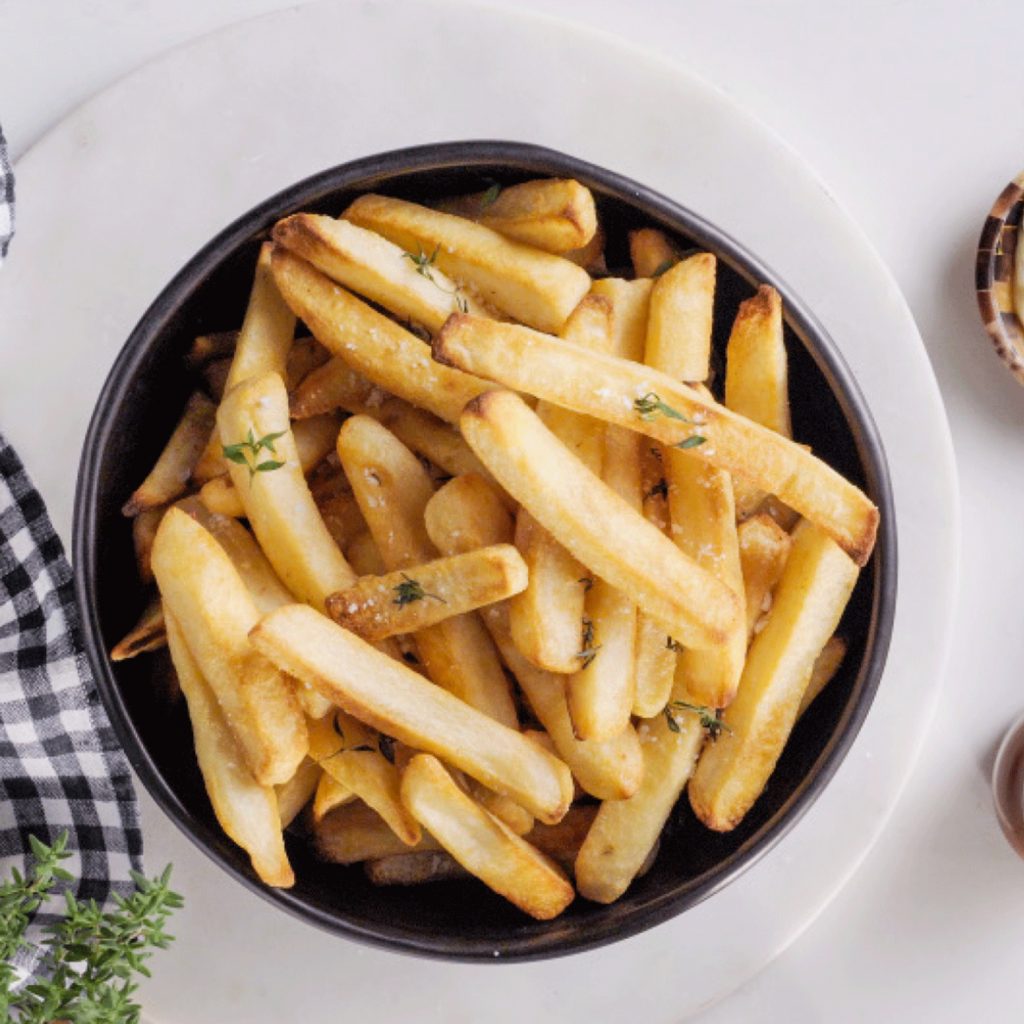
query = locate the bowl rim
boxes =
[976,170,1024,384]
[72,139,897,962]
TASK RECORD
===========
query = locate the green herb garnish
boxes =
[480,183,502,210]
[222,428,287,479]
[651,257,678,278]
[577,616,601,669]
[0,832,181,1023]
[393,573,446,607]
[633,393,706,449]
[402,244,441,281]
[663,701,731,740]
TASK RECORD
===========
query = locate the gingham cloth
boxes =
[0,129,141,976]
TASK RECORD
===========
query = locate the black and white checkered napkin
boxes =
[0,127,142,974]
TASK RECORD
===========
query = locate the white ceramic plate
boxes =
[0,0,957,1019]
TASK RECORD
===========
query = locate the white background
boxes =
[2,1,1022,1020]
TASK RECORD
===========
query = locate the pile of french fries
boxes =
[115,175,876,919]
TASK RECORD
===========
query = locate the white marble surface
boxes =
[2,1,1021,1020]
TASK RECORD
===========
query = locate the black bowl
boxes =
[73,141,896,962]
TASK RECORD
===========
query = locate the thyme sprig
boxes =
[0,832,181,1023]
[633,393,707,450]
[663,701,731,741]
[222,428,287,478]
[401,245,468,313]
[393,573,446,607]
[577,616,601,669]
[480,183,502,209]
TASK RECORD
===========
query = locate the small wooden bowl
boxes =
[977,171,1024,383]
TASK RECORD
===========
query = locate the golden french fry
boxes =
[225,241,297,392]
[217,372,356,609]
[198,475,244,518]
[191,429,227,485]
[400,754,574,920]
[312,771,355,823]
[345,530,387,576]
[336,415,518,727]
[632,613,677,718]
[644,253,716,382]
[436,178,598,254]
[344,194,591,333]
[668,446,747,709]
[508,295,613,673]
[628,228,679,278]
[250,605,573,824]
[689,521,859,830]
[276,757,321,827]
[424,475,644,801]
[456,390,740,649]
[364,850,468,886]
[639,443,669,531]
[165,609,294,887]
[307,711,420,845]
[563,222,607,275]
[200,357,232,401]
[314,801,440,864]
[508,512,589,673]
[1016,219,1024,320]
[590,277,652,361]
[185,329,237,368]
[273,214,488,333]
[738,513,793,642]
[468,783,534,836]
[797,635,848,717]
[132,505,167,585]
[122,392,216,515]
[284,335,331,391]
[325,544,527,641]
[109,594,166,661]
[568,424,642,741]
[724,285,791,437]
[152,509,307,785]
[433,316,879,565]
[575,703,704,903]
[290,357,381,420]
[272,248,488,423]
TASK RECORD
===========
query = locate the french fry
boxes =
[632,615,677,718]
[797,636,848,717]
[290,357,380,420]
[306,711,419,844]
[590,278,652,360]
[644,253,716,382]
[364,850,468,886]
[344,194,591,333]
[250,604,573,824]
[325,544,527,641]
[400,754,574,920]
[152,509,307,785]
[198,475,244,518]
[314,801,440,864]
[191,429,227,485]
[689,521,859,831]
[345,530,387,576]
[737,513,793,642]
[508,295,612,673]
[185,329,237,368]
[433,316,878,565]
[575,702,704,903]
[132,505,167,585]
[217,372,357,608]
[336,414,518,727]
[109,594,166,661]
[225,242,297,392]
[436,178,598,254]
[272,248,488,423]
[639,443,669,531]
[525,804,598,870]
[724,286,791,437]
[668,441,747,709]
[122,392,216,515]
[424,475,644,801]
[312,771,355,823]
[1016,219,1024,320]
[469,784,534,836]
[629,228,679,278]
[273,214,488,333]
[276,757,321,828]
[165,609,294,887]
[456,390,740,649]
[563,222,607,275]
